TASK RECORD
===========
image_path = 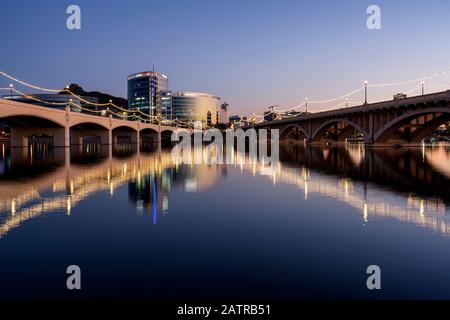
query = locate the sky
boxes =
[1,0,450,116]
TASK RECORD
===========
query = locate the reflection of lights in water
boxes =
[153,178,157,225]
[70,180,74,194]
[162,196,169,214]
[1,146,450,238]
[301,166,310,181]
[422,142,426,162]
[346,143,365,166]
[136,200,144,213]
[304,181,308,200]
[419,199,426,225]
[241,159,450,234]
[184,178,197,192]
[340,178,353,198]
[11,199,16,216]
[66,196,71,215]
[137,170,141,186]
[110,182,114,196]
[1,144,5,160]
[123,163,127,176]
[363,202,368,223]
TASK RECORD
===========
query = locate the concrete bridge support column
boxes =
[9,128,28,147]
[366,113,374,145]
[64,126,70,148]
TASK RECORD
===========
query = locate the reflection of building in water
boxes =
[128,169,173,216]
[127,164,222,217]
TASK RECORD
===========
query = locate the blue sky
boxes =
[1,0,450,115]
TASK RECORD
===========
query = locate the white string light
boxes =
[3,68,450,127]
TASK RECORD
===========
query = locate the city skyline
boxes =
[2,0,450,116]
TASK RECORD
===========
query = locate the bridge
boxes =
[0,98,179,147]
[248,90,450,146]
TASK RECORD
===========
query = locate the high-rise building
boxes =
[160,90,173,124]
[127,71,169,122]
[172,92,220,128]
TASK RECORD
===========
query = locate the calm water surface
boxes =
[0,142,450,300]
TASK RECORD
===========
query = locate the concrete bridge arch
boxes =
[374,107,450,144]
[280,124,309,142]
[311,118,369,143]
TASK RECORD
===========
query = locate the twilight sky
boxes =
[1,0,450,116]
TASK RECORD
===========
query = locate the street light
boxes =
[9,84,13,98]
[421,81,425,95]
[305,98,308,113]
[65,85,70,107]
[364,81,368,104]
[345,98,349,108]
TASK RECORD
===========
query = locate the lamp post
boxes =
[9,84,13,99]
[345,98,349,108]
[305,98,308,113]
[65,85,70,108]
[421,81,425,95]
[364,81,368,104]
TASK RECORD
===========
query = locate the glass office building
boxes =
[160,90,173,124]
[127,71,169,122]
[172,92,220,128]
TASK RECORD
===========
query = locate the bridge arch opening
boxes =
[312,119,367,145]
[0,115,65,147]
[280,125,308,143]
[161,129,174,147]
[374,108,450,145]
[112,126,138,145]
[70,122,109,146]
[140,128,159,149]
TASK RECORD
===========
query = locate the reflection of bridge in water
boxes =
[0,143,449,238]
[0,144,221,238]
[237,144,450,235]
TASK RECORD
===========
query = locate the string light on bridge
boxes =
[3,68,450,126]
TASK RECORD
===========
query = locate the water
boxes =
[0,142,450,300]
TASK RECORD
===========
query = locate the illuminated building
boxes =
[127,71,169,122]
